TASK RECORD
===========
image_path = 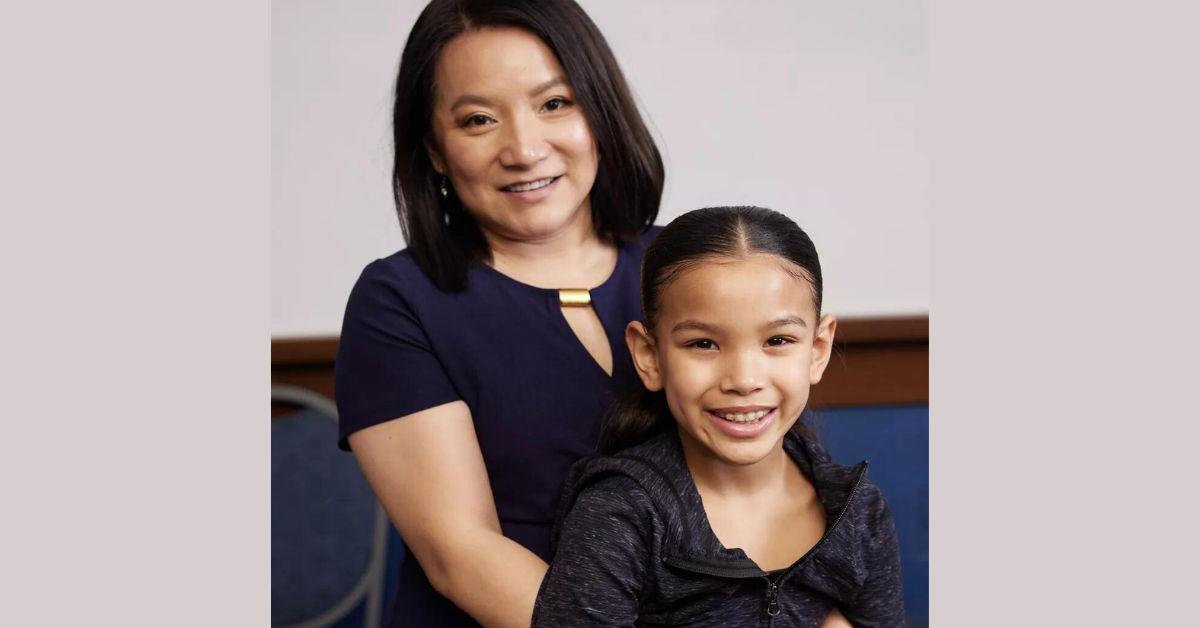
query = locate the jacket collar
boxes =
[637,429,873,601]
[552,426,873,600]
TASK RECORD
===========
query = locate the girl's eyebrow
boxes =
[765,316,808,330]
[670,320,718,334]
[670,316,807,335]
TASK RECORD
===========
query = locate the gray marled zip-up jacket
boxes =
[532,429,905,627]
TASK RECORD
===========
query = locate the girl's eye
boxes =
[541,97,572,112]
[686,339,716,350]
[765,336,795,347]
[462,114,495,128]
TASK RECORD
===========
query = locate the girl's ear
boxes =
[626,321,663,391]
[809,314,838,384]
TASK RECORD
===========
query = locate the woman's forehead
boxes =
[435,27,565,102]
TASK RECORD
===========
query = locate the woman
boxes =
[335,1,662,625]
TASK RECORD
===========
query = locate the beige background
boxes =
[4,0,1199,625]
[271,0,929,338]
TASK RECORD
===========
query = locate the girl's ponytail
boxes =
[597,386,672,454]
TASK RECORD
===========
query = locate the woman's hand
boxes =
[819,606,854,627]
[349,401,548,628]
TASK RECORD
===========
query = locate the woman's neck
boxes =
[483,208,617,288]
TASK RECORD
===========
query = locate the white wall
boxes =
[272,0,927,338]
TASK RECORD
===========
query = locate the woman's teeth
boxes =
[503,177,556,192]
[715,409,769,423]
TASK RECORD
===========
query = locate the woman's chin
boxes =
[495,207,590,242]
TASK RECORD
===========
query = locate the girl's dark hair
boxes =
[599,206,824,454]
[392,0,665,292]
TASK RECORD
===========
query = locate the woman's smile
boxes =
[499,174,562,203]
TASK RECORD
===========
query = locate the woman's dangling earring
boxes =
[439,176,449,198]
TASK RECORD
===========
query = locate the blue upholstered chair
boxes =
[815,405,930,628]
[272,384,389,628]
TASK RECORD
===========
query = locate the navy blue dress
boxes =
[335,227,660,627]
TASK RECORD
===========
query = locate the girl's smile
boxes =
[705,406,777,438]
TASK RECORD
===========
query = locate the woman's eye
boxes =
[462,114,494,128]
[541,97,572,112]
[765,336,795,347]
[686,339,716,350]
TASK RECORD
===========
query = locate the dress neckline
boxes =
[476,238,628,297]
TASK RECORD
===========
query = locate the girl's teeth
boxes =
[506,177,554,192]
[718,410,768,423]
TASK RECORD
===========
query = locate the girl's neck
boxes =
[483,205,616,289]
[678,428,794,499]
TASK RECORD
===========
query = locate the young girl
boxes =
[533,206,905,627]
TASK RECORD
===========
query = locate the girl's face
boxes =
[627,254,837,467]
[427,26,600,245]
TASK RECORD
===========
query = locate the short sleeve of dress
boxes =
[334,259,461,450]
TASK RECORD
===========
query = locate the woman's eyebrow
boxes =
[528,76,568,97]
[449,93,495,111]
[448,77,569,112]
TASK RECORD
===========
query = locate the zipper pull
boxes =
[764,579,780,617]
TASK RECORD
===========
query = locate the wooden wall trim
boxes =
[271,316,927,361]
[833,315,927,344]
[272,315,928,412]
[273,337,340,366]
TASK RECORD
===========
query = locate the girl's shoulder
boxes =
[850,476,896,537]
[785,433,894,531]
[548,461,663,554]
[557,431,682,510]
[549,432,685,544]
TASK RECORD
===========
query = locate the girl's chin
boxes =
[711,440,785,466]
[682,429,787,468]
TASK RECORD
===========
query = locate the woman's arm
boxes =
[349,400,547,628]
[819,607,854,627]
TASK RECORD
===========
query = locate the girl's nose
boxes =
[499,116,549,168]
[720,353,765,396]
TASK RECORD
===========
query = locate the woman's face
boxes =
[629,255,836,468]
[427,27,599,245]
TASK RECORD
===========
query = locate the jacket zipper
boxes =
[763,576,781,625]
[770,460,870,621]
[661,460,870,623]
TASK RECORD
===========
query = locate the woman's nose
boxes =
[720,352,765,396]
[498,115,549,167]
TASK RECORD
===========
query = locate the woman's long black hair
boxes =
[598,206,825,454]
[392,0,664,292]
